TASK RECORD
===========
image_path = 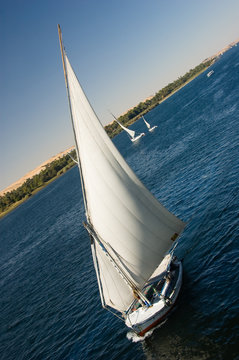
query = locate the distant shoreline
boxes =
[0,66,208,219]
[1,66,205,198]
[0,146,74,197]
[0,147,76,218]
[1,39,238,218]
[0,174,66,218]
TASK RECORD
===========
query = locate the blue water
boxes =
[1,46,239,360]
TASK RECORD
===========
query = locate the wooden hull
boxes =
[125,259,182,336]
[131,133,145,142]
[137,293,179,336]
[149,126,158,132]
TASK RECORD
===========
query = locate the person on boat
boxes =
[133,289,151,308]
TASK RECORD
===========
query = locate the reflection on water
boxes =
[142,332,222,360]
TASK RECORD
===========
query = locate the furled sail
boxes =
[60,39,185,313]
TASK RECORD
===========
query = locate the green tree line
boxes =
[0,58,214,215]
[0,150,76,214]
[105,59,214,138]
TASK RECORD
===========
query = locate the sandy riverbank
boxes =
[2,38,239,198]
[0,146,74,196]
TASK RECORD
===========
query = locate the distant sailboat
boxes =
[111,113,145,142]
[58,25,186,337]
[143,116,158,132]
[207,70,214,78]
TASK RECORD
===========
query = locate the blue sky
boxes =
[1,0,238,191]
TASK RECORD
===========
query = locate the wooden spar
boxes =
[84,222,151,308]
[57,24,89,221]
[57,25,68,88]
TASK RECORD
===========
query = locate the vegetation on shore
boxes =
[0,150,76,217]
[105,59,214,138]
[0,58,214,218]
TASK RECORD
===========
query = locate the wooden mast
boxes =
[57,24,89,220]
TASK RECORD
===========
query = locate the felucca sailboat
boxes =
[112,113,145,142]
[143,116,158,132]
[58,25,185,336]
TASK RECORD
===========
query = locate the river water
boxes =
[1,45,239,359]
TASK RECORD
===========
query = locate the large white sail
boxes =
[62,51,185,313]
[93,240,134,312]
